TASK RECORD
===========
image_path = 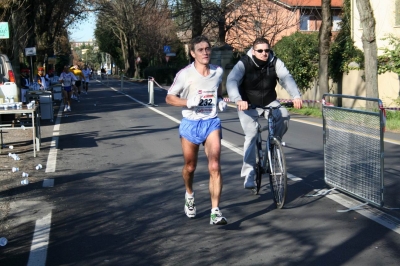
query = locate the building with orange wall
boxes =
[225,0,343,51]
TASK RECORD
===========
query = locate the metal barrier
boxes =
[323,94,385,207]
[147,76,158,106]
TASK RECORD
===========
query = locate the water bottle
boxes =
[12,167,19,172]
[22,172,29,178]
[21,179,29,185]
[0,237,7,246]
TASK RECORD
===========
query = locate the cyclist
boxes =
[226,37,302,190]
[165,35,228,225]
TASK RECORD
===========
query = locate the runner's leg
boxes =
[204,129,223,209]
[181,137,199,194]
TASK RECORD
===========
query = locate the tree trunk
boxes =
[190,0,203,38]
[318,0,332,102]
[356,0,379,109]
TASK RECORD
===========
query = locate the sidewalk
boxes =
[0,102,60,236]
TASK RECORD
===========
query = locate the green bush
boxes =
[273,32,319,92]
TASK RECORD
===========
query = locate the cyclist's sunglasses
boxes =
[255,49,270,53]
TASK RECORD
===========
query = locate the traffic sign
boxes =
[0,22,9,39]
[163,46,171,53]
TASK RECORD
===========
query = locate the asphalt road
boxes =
[1,77,400,265]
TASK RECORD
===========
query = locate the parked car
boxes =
[0,54,16,83]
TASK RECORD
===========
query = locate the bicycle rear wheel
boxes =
[268,138,287,209]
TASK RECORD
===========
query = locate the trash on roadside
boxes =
[9,145,13,149]
[22,172,29,178]
[21,178,29,185]
[35,164,42,170]
[8,153,20,161]
[12,167,19,172]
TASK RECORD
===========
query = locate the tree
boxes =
[329,0,364,84]
[274,32,319,92]
[95,0,179,77]
[225,0,300,50]
[356,0,379,108]
[318,0,332,100]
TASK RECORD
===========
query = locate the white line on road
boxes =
[327,193,400,235]
[45,104,63,173]
[27,212,52,266]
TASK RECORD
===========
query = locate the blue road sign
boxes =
[163,46,171,53]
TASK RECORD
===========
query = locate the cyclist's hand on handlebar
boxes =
[236,100,248,111]
[293,98,303,109]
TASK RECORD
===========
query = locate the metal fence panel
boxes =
[323,94,384,207]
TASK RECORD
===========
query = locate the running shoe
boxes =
[63,106,68,112]
[210,208,227,225]
[184,193,196,218]
[67,105,71,112]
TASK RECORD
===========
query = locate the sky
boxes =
[69,13,96,41]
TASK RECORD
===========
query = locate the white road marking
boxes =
[27,212,52,266]
[327,193,400,235]
[45,105,63,173]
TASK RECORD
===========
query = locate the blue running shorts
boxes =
[63,86,72,92]
[179,117,222,145]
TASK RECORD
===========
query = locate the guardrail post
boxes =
[148,76,154,105]
[120,71,124,92]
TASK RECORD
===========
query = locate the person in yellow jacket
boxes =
[69,65,85,101]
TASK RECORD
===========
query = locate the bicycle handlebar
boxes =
[250,101,294,110]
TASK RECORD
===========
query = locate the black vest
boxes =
[239,55,278,106]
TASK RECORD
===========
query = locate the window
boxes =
[333,16,341,31]
[300,15,310,31]
[396,0,400,26]
[300,15,317,31]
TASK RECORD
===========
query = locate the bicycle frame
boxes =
[254,104,288,208]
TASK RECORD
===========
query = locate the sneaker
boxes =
[244,175,256,189]
[63,106,68,112]
[184,193,196,218]
[210,208,227,225]
[67,106,71,112]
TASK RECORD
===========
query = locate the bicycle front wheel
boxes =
[254,140,263,195]
[268,138,287,209]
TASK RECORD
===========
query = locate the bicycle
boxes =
[252,102,292,209]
